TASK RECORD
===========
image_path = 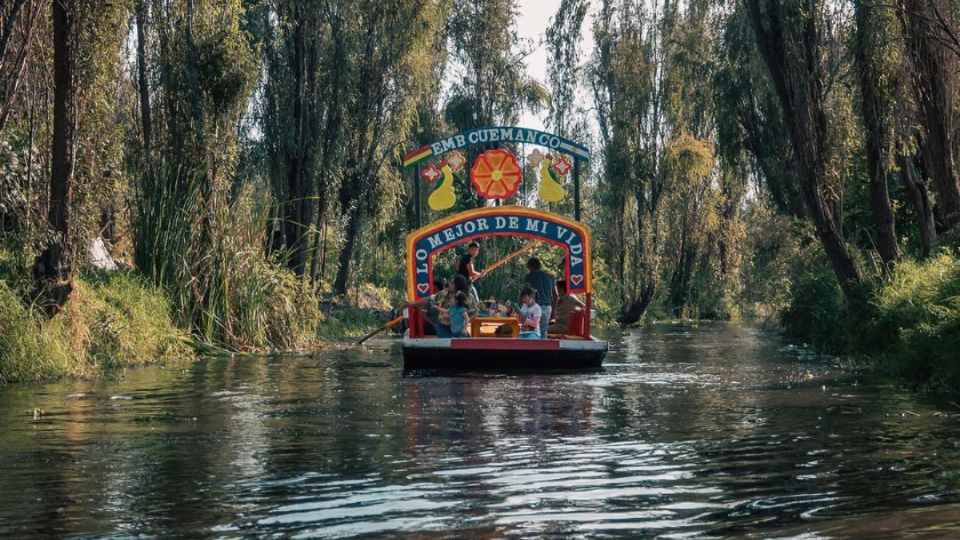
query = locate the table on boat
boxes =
[471,316,519,338]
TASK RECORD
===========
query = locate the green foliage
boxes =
[775,248,960,390]
[778,253,847,353]
[133,169,322,350]
[316,306,386,341]
[858,254,960,389]
[0,265,192,383]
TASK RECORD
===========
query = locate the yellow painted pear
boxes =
[538,155,566,203]
[428,163,456,210]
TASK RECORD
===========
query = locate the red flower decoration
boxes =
[421,163,442,184]
[552,156,573,176]
[470,150,522,200]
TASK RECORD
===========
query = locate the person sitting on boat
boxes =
[548,280,585,335]
[403,276,457,337]
[457,241,482,304]
[420,276,446,335]
[513,286,542,339]
[523,257,557,339]
[436,291,470,338]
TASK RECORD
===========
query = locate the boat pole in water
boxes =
[356,315,405,345]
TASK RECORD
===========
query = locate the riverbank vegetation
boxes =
[1,0,959,388]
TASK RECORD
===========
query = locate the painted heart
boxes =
[570,275,583,286]
[417,283,430,294]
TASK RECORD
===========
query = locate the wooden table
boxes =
[471,316,519,338]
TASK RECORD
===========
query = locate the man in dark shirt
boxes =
[523,257,558,338]
[457,241,481,303]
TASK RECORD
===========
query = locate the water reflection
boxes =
[1,323,959,538]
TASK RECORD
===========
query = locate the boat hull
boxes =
[401,335,607,371]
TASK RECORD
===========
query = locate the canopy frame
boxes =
[404,206,592,301]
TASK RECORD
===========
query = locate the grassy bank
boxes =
[781,252,960,392]
[0,270,193,382]
[0,239,397,382]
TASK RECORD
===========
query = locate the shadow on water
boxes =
[403,367,606,378]
[1,322,960,538]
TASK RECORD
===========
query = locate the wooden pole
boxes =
[414,165,421,228]
[475,241,539,281]
[356,315,405,345]
[573,158,581,221]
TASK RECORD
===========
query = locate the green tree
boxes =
[747,0,864,302]
[33,0,79,314]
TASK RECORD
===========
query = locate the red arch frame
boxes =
[405,206,593,301]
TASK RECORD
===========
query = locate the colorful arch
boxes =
[405,206,593,300]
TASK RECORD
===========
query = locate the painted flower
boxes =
[551,155,573,176]
[526,148,545,166]
[445,150,467,172]
[470,149,522,200]
[421,163,442,184]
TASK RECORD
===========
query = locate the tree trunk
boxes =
[135,0,152,154]
[748,0,863,302]
[854,0,899,268]
[33,0,77,314]
[900,0,960,231]
[900,153,937,256]
[333,208,361,295]
[621,281,655,325]
[284,7,307,274]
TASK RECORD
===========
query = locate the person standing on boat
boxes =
[523,257,557,338]
[457,241,482,304]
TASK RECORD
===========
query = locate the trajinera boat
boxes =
[399,126,608,370]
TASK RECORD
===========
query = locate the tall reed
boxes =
[132,163,321,350]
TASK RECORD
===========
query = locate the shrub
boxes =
[862,254,960,389]
[779,252,847,353]
[0,270,192,383]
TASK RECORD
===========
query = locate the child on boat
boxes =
[442,291,470,338]
[404,274,476,338]
[514,286,542,339]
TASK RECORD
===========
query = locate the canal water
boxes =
[2,323,960,538]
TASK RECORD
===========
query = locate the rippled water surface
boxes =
[3,323,960,538]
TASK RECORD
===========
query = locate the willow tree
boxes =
[854,0,899,267]
[261,1,334,277]
[330,0,445,294]
[714,4,805,218]
[899,0,960,231]
[592,0,700,323]
[747,0,863,301]
[446,0,545,131]
[546,0,588,139]
[0,0,42,133]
